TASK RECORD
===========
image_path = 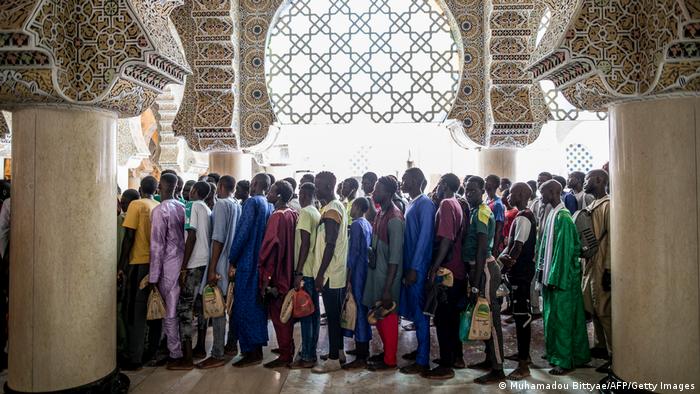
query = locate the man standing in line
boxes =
[229,174,273,367]
[398,168,436,375]
[485,175,505,256]
[311,172,349,373]
[340,177,359,218]
[119,176,160,370]
[554,175,577,214]
[168,182,211,370]
[463,176,504,384]
[362,171,379,221]
[290,182,322,369]
[340,197,373,370]
[117,189,139,364]
[582,170,612,372]
[149,173,186,367]
[567,171,594,212]
[528,171,553,315]
[499,183,537,380]
[363,177,404,371]
[284,177,302,212]
[422,173,464,380]
[235,180,250,204]
[259,181,299,368]
[538,180,590,375]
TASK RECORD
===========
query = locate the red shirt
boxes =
[435,198,465,280]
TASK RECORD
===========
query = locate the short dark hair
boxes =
[236,180,250,191]
[207,173,221,184]
[353,196,370,213]
[441,173,461,192]
[377,176,398,195]
[299,182,315,195]
[467,175,485,190]
[161,173,178,189]
[569,171,585,182]
[538,172,552,180]
[343,177,359,190]
[283,177,297,192]
[141,176,158,195]
[553,175,567,189]
[362,172,377,182]
[219,175,236,192]
[191,182,211,200]
[267,174,276,184]
[122,189,140,203]
[161,169,177,177]
[485,174,500,185]
[316,171,336,187]
[274,180,294,203]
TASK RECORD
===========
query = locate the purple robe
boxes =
[149,198,185,358]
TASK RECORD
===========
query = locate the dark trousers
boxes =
[321,283,345,360]
[124,263,161,364]
[509,275,533,361]
[434,279,467,367]
[177,267,205,342]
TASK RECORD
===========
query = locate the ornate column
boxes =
[528,0,700,391]
[208,150,252,181]
[0,1,189,392]
[476,148,517,180]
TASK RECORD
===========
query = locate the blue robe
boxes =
[343,217,373,342]
[229,195,272,352]
[398,194,436,367]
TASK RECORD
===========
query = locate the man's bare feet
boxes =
[474,369,506,384]
[549,366,572,375]
[506,364,531,381]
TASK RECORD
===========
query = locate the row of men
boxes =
[116,167,611,384]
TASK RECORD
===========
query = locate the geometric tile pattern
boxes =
[0,0,191,117]
[528,0,700,111]
[566,142,594,173]
[171,0,239,151]
[266,0,460,125]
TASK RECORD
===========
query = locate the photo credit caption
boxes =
[499,381,696,392]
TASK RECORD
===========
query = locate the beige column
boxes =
[609,97,700,391]
[476,148,517,180]
[208,150,252,181]
[9,107,117,392]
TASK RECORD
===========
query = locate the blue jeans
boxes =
[300,277,320,361]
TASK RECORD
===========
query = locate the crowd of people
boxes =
[115,166,612,384]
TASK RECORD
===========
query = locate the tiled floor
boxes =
[122,316,609,393]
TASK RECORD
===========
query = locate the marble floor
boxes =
[122,315,609,394]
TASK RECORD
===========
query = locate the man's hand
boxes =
[404,269,417,286]
[117,270,124,283]
[500,254,515,270]
[207,271,219,286]
[602,269,611,292]
[228,265,236,280]
[293,274,304,291]
[428,266,439,284]
[314,274,324,292]
[179,270,187,287]
[381,291,393,309]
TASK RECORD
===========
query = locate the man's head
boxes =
[0,180,10,201]
[508,182,532,209]
[485,174,500,196]
[120,189,140,213]
[527,180,537,197]
[373,176,398,206]
[206,182,217,206]
[567,171,585,191]
[300,173,315,185]
[465,176,485,207]
[502,189,512,209]
[175,176,184,198]
[540,179,562,206]
[267,173,276,184]
[299,182,316,208]
[217,175,236,198]
[159,173,178,197]
[553,175,567,191]
[207,173,221,184]
[183,180,196,201]
[341,177,359,199]
[361,172,378,195]
[314,171,337,202]
[140,176,158,197]
[499,178,512,193]
[437,173,460,201]
[189,181,211,202]
[537,172,553,189]
[283,177,297,194]
[350,196,370,220]
[401,167,427,196]
[584,169,609,195]
[267,180,294,205]
[235,180,250,200]
[251,173,271,195]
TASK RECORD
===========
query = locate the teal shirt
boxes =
[462,203,495,262]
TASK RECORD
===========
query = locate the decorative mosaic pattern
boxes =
[0,0,190,117]
[528,0,700,110]
[266,0,460,125]
[0,111,9,143]
[117,116,150,167]
[171,0,239,152]
[566,143,593,173]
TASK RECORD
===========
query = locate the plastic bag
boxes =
[340,291,357,330]
[293,287,315,318]
[468,297,492,341]
[459,304,473,342]
[225,282,234,315]
[203,285,225,319]
[146,287,166,320]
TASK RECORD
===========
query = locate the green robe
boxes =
[539,209,590,369]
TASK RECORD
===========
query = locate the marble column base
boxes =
[4,369,129,394]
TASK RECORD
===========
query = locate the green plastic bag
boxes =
[459,304,474,342]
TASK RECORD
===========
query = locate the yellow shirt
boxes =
[295,205,321,277]
[122,198,159,264]
[314,199,348,289]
